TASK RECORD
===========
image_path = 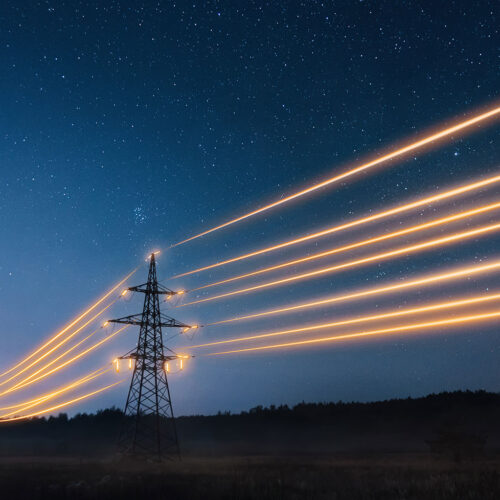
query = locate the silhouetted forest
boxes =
[1,390,499,458]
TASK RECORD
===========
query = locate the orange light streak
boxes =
[192,201,500,291]
[208,259,500,326]
[205,309,500,356]
[173,173,500,278]
[0,300,116,387]
[190,292,500,348]
[0,367,110,418]
[0,326,104,394]
[173,105,500,247]
[0,366,109,411]
[0,267,138,379]
[0,325,130,397]
[180,221,500,307]
[0,381,123,422]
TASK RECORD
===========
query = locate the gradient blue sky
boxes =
[1,1,499,416]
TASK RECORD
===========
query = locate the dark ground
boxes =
[1,390,500,499]
[1,454,500,500]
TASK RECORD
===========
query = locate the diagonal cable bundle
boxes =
[205,258,500,326]
[189,200,500,292]
[0,325,130,397]
[173,172,500,279]
[0,366,112,418]
[202,309,500,356]
[0,381,124,422]
[173,104,500,247]
[0,301,117,388]
[179,221,500,307]
[187,292,500,349]
[0,268,138,380]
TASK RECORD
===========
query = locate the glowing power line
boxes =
[0,381,124,422]
[0,366,109,411]
[0,326,106,395]
[189,291,500,348]
[179,221,500,307]
[207,259,500,326]
[192,200,500,291]
[173,104,500,248]
[0,300,116,388]
[0,367,111,418]
[0,325,130,397]
[204,309,500,356]
[0,268,138,379]
[173,172,500,278]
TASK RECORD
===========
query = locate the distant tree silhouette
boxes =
[0,391,499,457]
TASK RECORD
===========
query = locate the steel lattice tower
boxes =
[109,253,192,460]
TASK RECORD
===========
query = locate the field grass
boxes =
[2,393,499,498]
[0,453,499,499]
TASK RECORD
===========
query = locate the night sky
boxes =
[1,1,499,416]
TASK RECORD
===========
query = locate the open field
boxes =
[1,391,498,498]
[0,453,500,499]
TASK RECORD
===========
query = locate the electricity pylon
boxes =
[108,252,193,460]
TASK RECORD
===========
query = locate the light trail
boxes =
[173,172,500,278]
[0,367,110,418]
[0,300,116,387]
[0,366,109,411]
[204,309,500,356]
[173,105,500,248]
[179,221,500,307]
[192,201,500,291]
[0,326,105,395]
[189,292,500,348]
[0,381,124,422]
[0,267,138,379]
[0,325,130,397]
[207,259,500,326]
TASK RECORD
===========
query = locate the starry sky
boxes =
[1,1,499,416]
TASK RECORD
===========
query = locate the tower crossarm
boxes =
[118,353,192,362]
[126,282,178,296]
[108,313,192,329]
[108,313,144,326]
[159,313,191,329]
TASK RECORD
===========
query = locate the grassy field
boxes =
[2,393,499,498]
[0,453,499,499]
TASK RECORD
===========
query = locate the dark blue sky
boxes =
[0,1,499,416]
